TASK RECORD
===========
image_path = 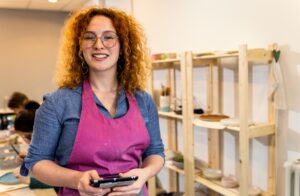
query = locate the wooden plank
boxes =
[234,66,239,118]
[207,62,220,172]
[193,53,238,60]
[195,175,275,196]
[208,129,220,169]
[268,135,276,194]
[152,58,180,64]
[216,61,223,115]
[267,54,276,193]
[192,58,217,67]
[165,164,185,175]
[151,60,181,70]
[182,51,195,196]
[233,66,239,183]
[147,55,156,196]
[2,188,57,196]
[249,124,275,138]
[238,44,250,195]
[249,65,253,120]
[192,48,272,64]
[168,66,178,192]
[169,66,176,111]
[248,48,273,64]
[217,61,225,174]
[207,61,220,196]
[158,111,183,120]
[195,175,238,196]
[207,63,213,113]
[193,119,225,129]
[148,67,154,96]
[194,118,276,138]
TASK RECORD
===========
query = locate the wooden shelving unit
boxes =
[147,44,276,196]
[184,44,275,196]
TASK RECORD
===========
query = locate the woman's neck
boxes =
[89,72,119,94]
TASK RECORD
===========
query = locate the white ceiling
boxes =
[0,0,93,12]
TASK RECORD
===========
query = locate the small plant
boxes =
[173,153,184,163]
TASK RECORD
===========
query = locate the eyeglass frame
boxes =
[81,30,119,49]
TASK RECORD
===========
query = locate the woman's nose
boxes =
[94,37,104,49]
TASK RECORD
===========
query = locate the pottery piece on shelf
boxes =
[220,118,254,127]
[199,114,229,122]
[221,175,239,188]
[203,168,222,180]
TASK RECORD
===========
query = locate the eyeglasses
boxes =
[82,31,119,48]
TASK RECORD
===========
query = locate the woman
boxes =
[21,7,164,196]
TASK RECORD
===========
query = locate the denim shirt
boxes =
[21,85,164,175]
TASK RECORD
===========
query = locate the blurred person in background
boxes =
[7,92,28,114]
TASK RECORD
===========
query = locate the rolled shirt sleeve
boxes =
[138,92,165,160]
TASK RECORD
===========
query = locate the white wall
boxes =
[107,0,300,195]
[0,9,68,107]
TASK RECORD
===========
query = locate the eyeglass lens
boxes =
[82,31,118,48]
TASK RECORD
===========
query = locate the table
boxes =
[0,188,57,196]
[0,140,57,196]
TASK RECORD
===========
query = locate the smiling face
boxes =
[81,15,120,75]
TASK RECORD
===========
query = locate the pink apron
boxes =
[59,80,150,195]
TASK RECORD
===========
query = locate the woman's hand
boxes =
[76,170,111,196]
[108,168,150,196]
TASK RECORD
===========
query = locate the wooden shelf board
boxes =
[158,111,183,120]
[248,123,275,138]
[193,119,225,129]
[195,175,274,196]
[193,53,238,60]
[165,164,185,175]
[151,59,181,70]
[248,48,273,64]
[195,175,238,196]
[192,48,272,65]
[152,58,180,64]
[193,119,275,138]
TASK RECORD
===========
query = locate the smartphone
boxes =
[90,176,138,188]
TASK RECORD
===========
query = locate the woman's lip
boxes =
[92,53,109,58]
[92,53,109,61]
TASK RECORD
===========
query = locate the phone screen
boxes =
[90,176,138,188]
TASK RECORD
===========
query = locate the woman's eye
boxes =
[84,36,95,40]
[103,36,114,40]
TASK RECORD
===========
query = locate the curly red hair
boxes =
[55,7,150,94]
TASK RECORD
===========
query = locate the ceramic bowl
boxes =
[203,168,222,180]
[221,175,239,188]
[220,118,254,127]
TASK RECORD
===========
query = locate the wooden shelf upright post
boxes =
[182,51,196,196]
[238,44,250,195]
